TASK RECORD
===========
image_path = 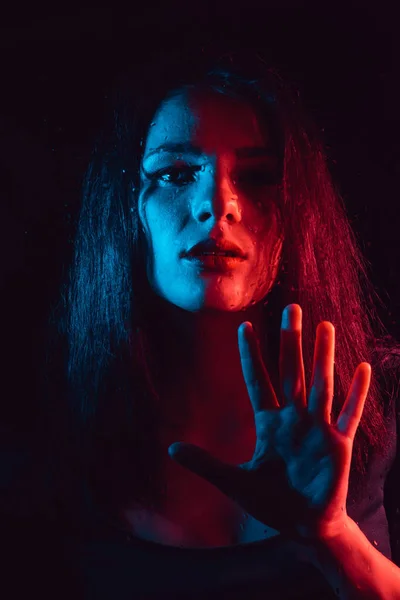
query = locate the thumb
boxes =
[168,442,238,497]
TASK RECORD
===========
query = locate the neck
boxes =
[141,292,266,429]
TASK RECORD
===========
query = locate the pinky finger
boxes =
[336,363,371,440]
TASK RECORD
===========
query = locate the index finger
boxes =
[238,321,280,414]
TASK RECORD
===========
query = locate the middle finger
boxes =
[279,304,307,410]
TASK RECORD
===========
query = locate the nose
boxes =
[193,173,242,225]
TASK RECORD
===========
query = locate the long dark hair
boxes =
[41,47,400,522]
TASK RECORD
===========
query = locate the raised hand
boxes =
[168,304,371,542]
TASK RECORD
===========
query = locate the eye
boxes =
[234,169,278,187]
[148,166,201,187]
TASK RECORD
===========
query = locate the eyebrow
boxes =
[144,142,276,160]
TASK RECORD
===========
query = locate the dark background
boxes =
[0,2,399,434]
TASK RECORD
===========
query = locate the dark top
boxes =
[1,395,399,600]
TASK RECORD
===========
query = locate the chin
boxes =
[193,297,249,313]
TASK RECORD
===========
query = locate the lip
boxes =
[185,238,247,259]
[184,254,246,272]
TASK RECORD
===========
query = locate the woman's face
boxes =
[138,88,283,313]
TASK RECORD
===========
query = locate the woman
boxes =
[30,47,400,598]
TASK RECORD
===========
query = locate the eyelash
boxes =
[150,166,201,186]
[147,166,277,187]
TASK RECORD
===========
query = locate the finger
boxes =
[308,321,335,422]
[279,304,307,410]
[336,363,371,439]
[238,321,279,414]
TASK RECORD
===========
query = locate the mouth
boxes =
[184,253,246,272]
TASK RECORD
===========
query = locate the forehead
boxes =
[143,89,268,157]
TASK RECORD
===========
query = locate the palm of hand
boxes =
[236,404,351,540]
[169,304,370,542]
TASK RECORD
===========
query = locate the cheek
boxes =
[140,188,185,234]
[250,234,283,302]
[139,193,185,283]
[240,185,281,238]
[139,192,172,251]
[138,193,168,285]
[143,199,165,235]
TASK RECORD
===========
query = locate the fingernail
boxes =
[281,306,291,329]
[282,305,301,330]
[241,321,253,335]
